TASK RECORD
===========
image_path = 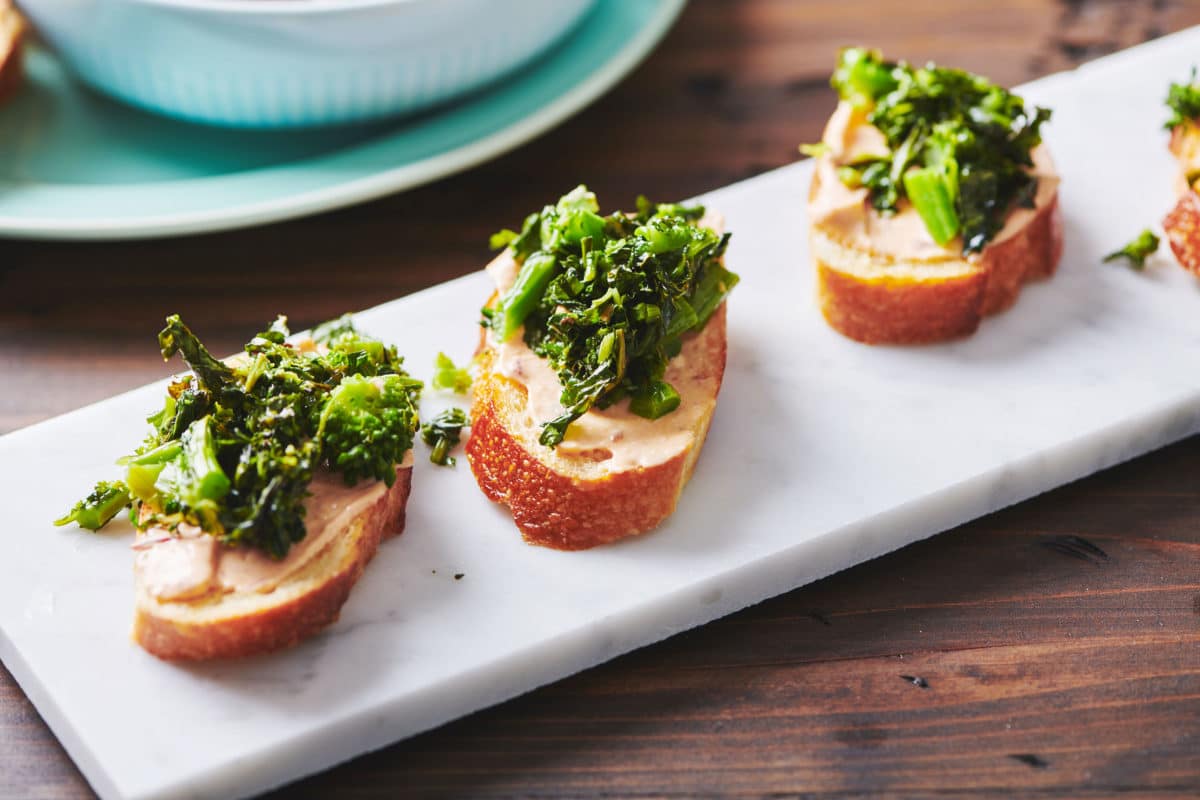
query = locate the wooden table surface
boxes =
[4,1,1200,797]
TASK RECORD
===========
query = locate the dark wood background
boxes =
[4,1,1200,797]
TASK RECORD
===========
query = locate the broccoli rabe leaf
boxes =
[487,186,735,447]
[158,315,244,407]
[828,47,1051,255]
[420,408,469,467]
[1103,229,1161,271]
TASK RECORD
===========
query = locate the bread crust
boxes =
[0,1,24,104]
[466,304,727,550]
[814,250,986,344]
[977,192,1064,313]
[132,465,412,661]
[1163,188,1200,276]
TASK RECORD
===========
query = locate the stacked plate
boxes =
[0,0,685,239]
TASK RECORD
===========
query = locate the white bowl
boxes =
[18,0,597,128]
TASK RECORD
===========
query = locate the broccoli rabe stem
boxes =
[1103,229,1161,271]
[54,481,131,531]
[496,252,558,342]
[630,381,682,420]
[420,408,468,467]
[903,167,961,245]
[126,463,166,501]
[127,440,184,466]
[179,418,231,506]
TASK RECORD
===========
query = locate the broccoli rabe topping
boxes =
[1166,70,1200,131]
[484,186,737,448]
[1103,229,1161,271]
[420,408,469,467]
[57,315,421,558]
[828,47,1052,254]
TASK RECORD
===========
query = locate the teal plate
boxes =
[0,0,685,240]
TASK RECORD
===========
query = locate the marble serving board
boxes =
[5,28,1200,800]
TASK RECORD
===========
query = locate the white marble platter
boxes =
[3,27,1200,800]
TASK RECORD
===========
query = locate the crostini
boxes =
[56,315,421,661]
[807,48,1063,344]
[0,0,24,103]
[467,186,737,550]
[1162,72,1200,275]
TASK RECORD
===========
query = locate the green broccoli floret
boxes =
[54,481,131,531]
[317,374,421,486]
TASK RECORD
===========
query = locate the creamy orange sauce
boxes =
[134,525,217,602]
[484,214,725,471]
[809,101,1060,260]
[134,453,410,602]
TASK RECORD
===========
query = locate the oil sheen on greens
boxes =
[54,315,421,558]
[485,186,736,448]
[830,47,1052,255]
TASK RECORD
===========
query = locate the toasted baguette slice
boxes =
[1163,122,1200,275]
[811,184,1063,344]
[809,104,1063,345]
[0,1,24,104]
[132,463,412,661]
[467,287,728,551]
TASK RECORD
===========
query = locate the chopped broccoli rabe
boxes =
[420,408,468,467]
[431,352,472,393]
[54,480,131,531]
[57,315,420,558]
[1103,229,1161,271]
[827,47,1051,254]
[485,186,737,448]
